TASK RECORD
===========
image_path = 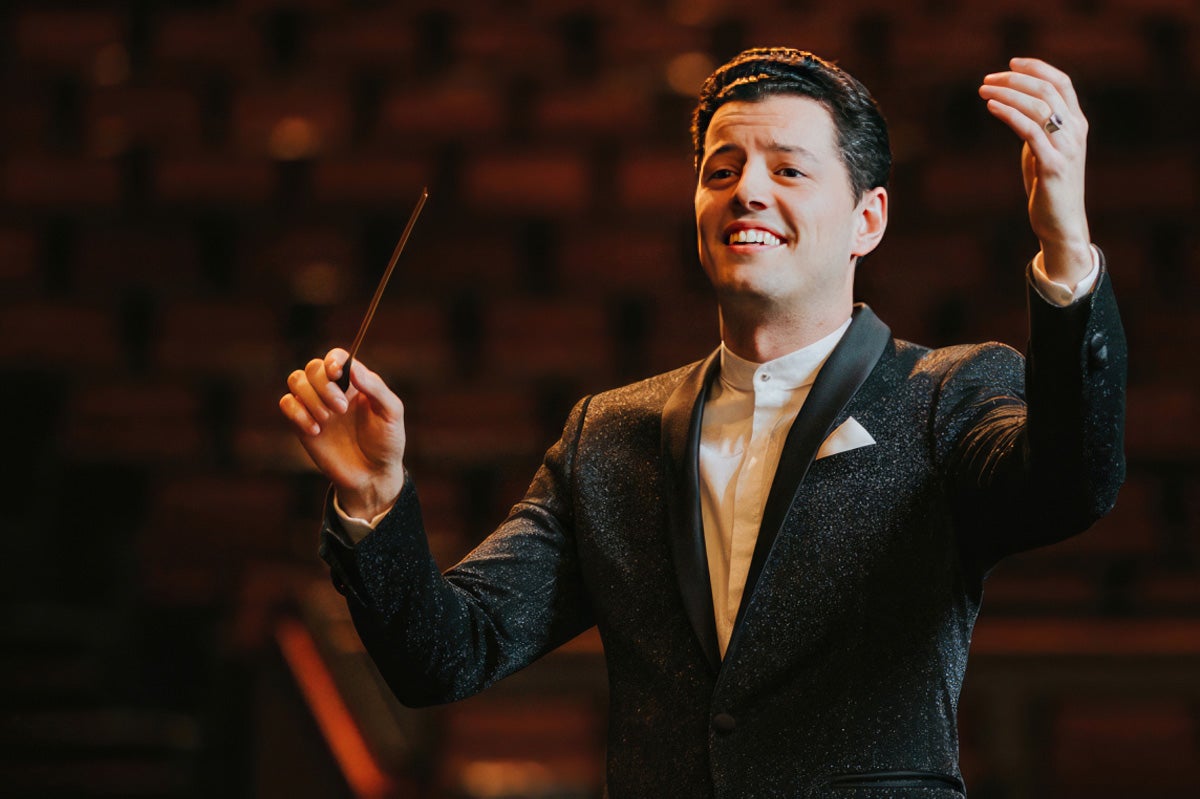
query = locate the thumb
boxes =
[1020,143,1036,197]
[347,360,404,420]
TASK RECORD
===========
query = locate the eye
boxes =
[776,167,805,178]
[705,167,737,182]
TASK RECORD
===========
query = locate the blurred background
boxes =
[1,0,1197,797]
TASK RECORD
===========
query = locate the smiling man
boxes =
[695,93,886,362]
[280,48,1125,798]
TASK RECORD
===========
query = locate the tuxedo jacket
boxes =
[321,269,1125,799]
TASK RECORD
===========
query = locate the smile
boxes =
[727,228,783,246]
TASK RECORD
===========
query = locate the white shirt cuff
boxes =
[332,492,394,543]
[1030,245,1101,307]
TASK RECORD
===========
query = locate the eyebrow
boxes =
[703,141,819,161]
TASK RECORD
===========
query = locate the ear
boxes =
[850,187,888,258]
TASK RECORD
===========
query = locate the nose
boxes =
[733,163,770,211]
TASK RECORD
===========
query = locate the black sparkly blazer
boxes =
[321,266,1126,799]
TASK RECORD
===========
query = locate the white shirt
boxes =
[699,322,850,656]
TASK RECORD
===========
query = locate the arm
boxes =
[936,265,1126,571]
[320,397,596,707]
[280,354,595,706]
[939,60,1127,569]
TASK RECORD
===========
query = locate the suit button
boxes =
[712,713,736,734]
[1088,333,1108,370]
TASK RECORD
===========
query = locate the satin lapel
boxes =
[661,349,722,673]
[727,305,892,650]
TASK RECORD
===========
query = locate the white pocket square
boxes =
[816,416,876,460]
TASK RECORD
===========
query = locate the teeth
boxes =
[728,229,782,246]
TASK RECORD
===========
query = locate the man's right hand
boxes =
[279,348,407,520]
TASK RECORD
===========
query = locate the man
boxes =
[279,49,1124,798]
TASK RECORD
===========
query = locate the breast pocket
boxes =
[808,770,966,799]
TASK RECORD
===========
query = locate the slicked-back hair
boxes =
[692,48,892,201]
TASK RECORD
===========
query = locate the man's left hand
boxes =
[980,57,1092,287]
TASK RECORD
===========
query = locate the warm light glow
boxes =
[276,619,395,799]
[668,0,721,26]
[269,116,321,160]
[459,760,557,798]
[292,260,343,305]
[667,52,714,96]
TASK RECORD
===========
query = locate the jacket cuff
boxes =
[319,476,422,607]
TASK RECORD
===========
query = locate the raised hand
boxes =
[279,348,407,519]
[979,57,1093,287]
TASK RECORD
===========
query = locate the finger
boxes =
[347,360,405,420]
[306,357,349,413]
[982,99,1064,173]
[981,71,1064,114]
[978,85,1056,132]
[1008,57,1082,115]
[981,68,1087,141]
[983,96,1046,142]
[288,367,335,423]
[279,392,321,436]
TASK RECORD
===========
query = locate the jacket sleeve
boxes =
[934,254,1127,572]
[319,396,596,707]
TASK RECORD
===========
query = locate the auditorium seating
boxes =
[2,0,1197,795]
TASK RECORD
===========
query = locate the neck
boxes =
[718,301,853,363]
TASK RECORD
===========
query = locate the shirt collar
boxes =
[718,317,852,392]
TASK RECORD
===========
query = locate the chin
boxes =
[715,279,784,306]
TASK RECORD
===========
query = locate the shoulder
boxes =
[557,358,710,459]
[584,359,706,417]
[892,338,1024,391]
[863,338,1026,422]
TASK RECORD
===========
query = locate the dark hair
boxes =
[691,48,892,200]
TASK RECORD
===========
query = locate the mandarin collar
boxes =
[718,317,852,392]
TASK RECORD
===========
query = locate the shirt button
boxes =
[713,712,737,734]
[759,373,770,382]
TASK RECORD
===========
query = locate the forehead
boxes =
[702,95,838,157]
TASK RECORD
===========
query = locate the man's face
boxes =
[695,94,886,317]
